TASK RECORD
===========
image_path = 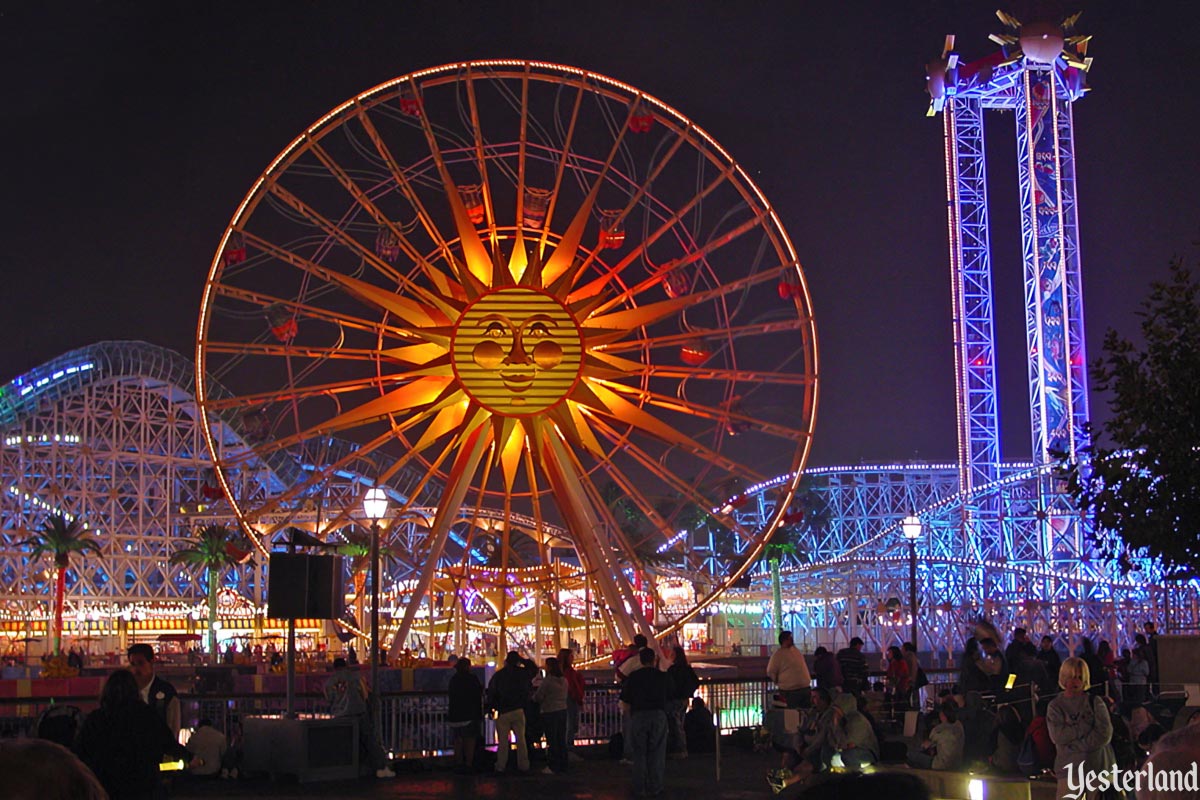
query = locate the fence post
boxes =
[713,702,720,782]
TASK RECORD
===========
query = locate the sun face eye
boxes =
[526,321,551,338]
[484,321,507,338]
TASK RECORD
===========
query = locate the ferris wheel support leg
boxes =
[541,432,651,645]
[390,427,492,656]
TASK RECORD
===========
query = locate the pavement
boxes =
[173,744,785,800]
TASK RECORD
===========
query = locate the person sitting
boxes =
[800,688,838,774]
[989,705,1023,773]
[907,700,964,770]
[684,696,716,754]
[830,692,879,770]
[186,718,228,778]
[324,656,394,778]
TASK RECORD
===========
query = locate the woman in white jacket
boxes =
[1047,657,1115,800]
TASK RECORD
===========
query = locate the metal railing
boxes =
[0,677,775,757]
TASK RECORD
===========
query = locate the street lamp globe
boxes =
[901,515,923,541]
[363,487,389,521]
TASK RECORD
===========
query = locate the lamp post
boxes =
[901,515,923,653]
[363,487,389,700]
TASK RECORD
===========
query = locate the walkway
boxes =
[174,745,780,800]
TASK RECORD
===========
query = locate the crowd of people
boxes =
[767,620,1200,800]
[439,635,714,797]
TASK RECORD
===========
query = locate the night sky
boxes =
[2,1,1197,468]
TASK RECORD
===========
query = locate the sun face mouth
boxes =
[500,372,535,391]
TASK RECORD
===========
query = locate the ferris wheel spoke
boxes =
[536,80,586,253]
[596,318,811,355]
[201,374,413,414]
[220,430,401,531]
[541,99,645,292]
[352,105,460,296]
[567,163,739,302]
[606,384,815,444]
[583,412,765,519]
[463,68,503,251]
[210,283,418,341]
[599,210,776,312]
[539,428,649,643]
[572,381,766,483]
[568,123,695,284]
[302,137,459,295]
[392,424,493,653]
[578,265,792,337]
[201,341,394,365]
[257,185,459,321]
[407,77,495,291]
[579,459,675,559]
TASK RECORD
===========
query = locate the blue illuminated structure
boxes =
[712,13,1196,654]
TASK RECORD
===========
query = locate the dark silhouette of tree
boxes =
[1062,256,1200,577]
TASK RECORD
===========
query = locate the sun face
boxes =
[452,288,583,416]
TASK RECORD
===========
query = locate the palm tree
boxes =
[21,513,101,656]
[171,524,246,665]
[334,528,396,643]
[762,542,798,633]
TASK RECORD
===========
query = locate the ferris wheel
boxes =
[195,60,818,652]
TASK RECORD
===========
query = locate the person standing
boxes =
[620,648,672,797]
[447,656,483,774]
[1047,657,1114,800]
[559,647,585,762]
[665,645,699,759]
[1143,621,1160,695]
[884,645,911,711]
[1036,635,1061,679]
[532,657,569,774]
[836,637,868,695]
[766,631,812,707]
[76,669,190,800]
[324,657,394,778]
[126,644,181,739]
[811,646,843,692]
[486,650,536,774]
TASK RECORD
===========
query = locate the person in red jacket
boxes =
[558,647,585,762]
[885,646,911,712]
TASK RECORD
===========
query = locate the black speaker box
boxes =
[267,553,343,619]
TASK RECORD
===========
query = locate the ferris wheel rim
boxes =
[194,59,819,646]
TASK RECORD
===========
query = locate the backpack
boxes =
[1016,732,1038,775]
[34,704,84,748]
[914,667,929,689]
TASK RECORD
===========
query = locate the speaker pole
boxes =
[286,536,297,719]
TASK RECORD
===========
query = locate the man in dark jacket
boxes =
[486,651,536,773]
[127,643,180,738]
[620,648,673,797]
[836,638,868,695]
